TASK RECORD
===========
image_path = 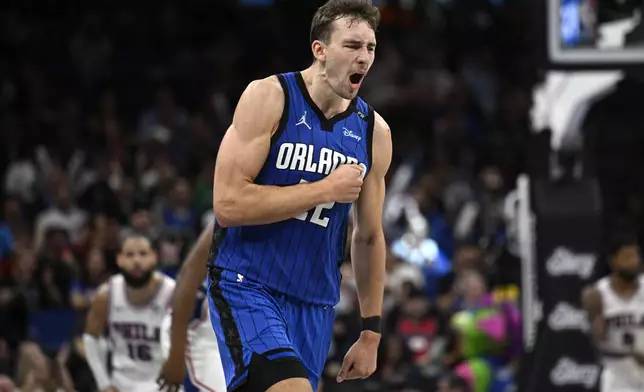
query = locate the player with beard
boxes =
[583,236,644,392]
[83,234,175,392]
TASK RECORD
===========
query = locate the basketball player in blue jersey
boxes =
[209,1,392,391]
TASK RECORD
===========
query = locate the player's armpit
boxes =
[85,284,110,337]
[350,112,392,320]
[213,77,331,227]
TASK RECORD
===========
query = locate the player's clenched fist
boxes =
[336,331,380,383]
[324,164,364,203]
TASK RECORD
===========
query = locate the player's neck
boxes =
[301,66,351,118]
[125,274,159,305]
[610,274,639,295]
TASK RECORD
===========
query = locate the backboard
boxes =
[543,0,644,69]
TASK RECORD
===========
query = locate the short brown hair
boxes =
[310,0,380,44]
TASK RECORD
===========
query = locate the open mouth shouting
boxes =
[349,72,365,89]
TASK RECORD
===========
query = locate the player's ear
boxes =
[311,40,327,62]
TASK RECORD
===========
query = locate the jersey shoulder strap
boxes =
[154,274,175,310]
[108,274,126,312]
[270,73,293,145]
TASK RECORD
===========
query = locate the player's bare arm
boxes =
[213,76,364,227]
[157,222,213,391]
[581,284,634,359]
[351,111,391,323]
[83,284,117,392]
[338,111,392,382]
[582,285,606,346]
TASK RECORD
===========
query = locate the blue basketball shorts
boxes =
[183,377,198,392]
[207,267,335,391]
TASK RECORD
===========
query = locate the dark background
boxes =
[6,0,636,391]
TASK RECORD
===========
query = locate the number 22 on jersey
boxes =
[294,179,335,228]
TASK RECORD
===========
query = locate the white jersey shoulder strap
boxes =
[596,277,610,297]
[154,274,176,311]
[108,274,127,315]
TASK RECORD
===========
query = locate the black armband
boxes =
[361,316,381,334]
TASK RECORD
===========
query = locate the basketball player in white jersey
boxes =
[158,222,226,392]
[582,238,644,392]
[83,234,176,392]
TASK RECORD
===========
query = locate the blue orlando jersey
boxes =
[212,72,374,306]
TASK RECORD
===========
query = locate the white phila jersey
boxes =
[108,273,176,392]
[596,275,644,391]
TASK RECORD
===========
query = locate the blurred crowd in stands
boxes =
[0,0,534,391]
